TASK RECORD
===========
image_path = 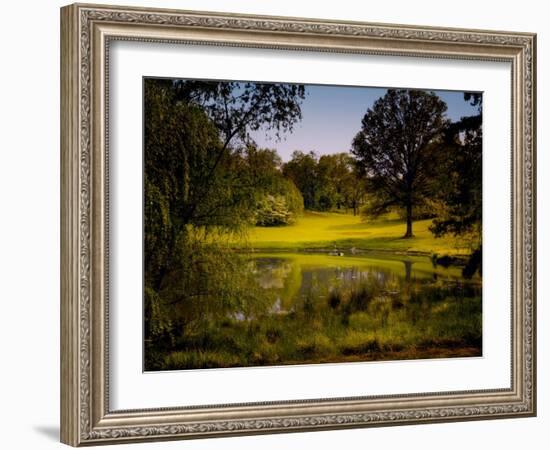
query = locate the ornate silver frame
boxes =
[60,3,536,446]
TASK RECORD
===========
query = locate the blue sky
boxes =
[250,84,480,161]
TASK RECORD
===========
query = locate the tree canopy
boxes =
[171,79,306,147]
[283,151,365,213]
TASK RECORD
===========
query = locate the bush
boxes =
[255,194,294,226]
[255,178,304,226]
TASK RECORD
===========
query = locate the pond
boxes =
[155,251,482,371]
[250,251,473,312]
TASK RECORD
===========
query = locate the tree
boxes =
[430,93,482,277]
[317,153,351,210]
[283,151,365,213]
[283,151,320,209]
[144,79,306,290]
[341,163,367,216]
[143,80,306,366]
[351,89,448,237]
[255,194,294,226]
[242,146,304,226]
[172,79,305,148]
[161,80,305,226]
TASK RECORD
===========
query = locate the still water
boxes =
[250,251,479,315]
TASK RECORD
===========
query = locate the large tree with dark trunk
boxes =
[351,89,448,238]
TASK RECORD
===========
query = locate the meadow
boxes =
[241,211,475,256]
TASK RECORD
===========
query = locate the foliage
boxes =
[255,194,294,226]
[282,150,319,209]
[255,178,304,226]
[170,79,306,147]
[144,78,307,363]
[241,146,304,226]
[144,80,254,289]
[145,229,275,370]
[283,151,366,212]
[429,93,482,277]
[351,89,448,238]
[279,178,305,219]
[431,95,482,237]
[144,78,306,282]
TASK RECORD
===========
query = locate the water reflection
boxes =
[250,252,480,319]
[155,252,482,370]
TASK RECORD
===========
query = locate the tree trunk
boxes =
[404,201,413,238]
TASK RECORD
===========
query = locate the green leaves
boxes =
[283,151,364,212]
[143,78,307,361]
[351,89,449,237]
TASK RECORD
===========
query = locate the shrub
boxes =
[255,194,293,226]
[255,178,304,226]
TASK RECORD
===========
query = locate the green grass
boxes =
[236,211,475,256]
[158,278,482,370]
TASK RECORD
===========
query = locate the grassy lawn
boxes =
[237,211,475,256]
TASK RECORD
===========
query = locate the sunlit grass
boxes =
[236,211,475,256]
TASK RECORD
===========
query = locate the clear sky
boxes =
[250,84,480,162]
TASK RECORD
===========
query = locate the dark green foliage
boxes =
[283,151,319,209]
[430,93,482,277]
[283,151,366,212]
[351,89,448,237]
[171,79,305,146]
[144,78,307,367]
[430,115,482,237]
[144,79,257,289]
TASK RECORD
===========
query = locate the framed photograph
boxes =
[60,3,536,446]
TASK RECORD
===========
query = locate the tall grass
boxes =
[157,273,482,370]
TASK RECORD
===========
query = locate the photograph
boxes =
[143,78,483,371]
